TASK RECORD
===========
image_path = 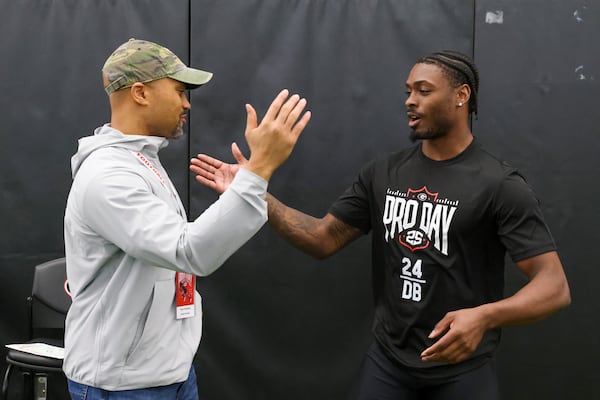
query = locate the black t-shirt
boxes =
[329,139,556,380]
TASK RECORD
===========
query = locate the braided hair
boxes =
[417,50,479,117]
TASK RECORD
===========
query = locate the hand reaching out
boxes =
[190,89,311,190]
[190,143,247,194]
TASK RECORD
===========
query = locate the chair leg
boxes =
[23,371,33,400]
[33,374,48,400]
[1,364,12,400]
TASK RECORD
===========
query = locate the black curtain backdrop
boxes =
[473,1,600,399]
[0,1,597,399]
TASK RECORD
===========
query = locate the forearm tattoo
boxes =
[267,194,361,257]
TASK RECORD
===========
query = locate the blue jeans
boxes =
[67,367,199,400]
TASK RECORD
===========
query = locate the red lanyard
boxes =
[131,151,166,186]
[131,151,195,319]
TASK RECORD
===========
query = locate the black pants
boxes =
[349,342,500,400]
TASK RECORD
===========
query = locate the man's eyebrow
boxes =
[406,80,433,87]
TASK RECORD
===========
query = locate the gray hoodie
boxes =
[63,125,267,390]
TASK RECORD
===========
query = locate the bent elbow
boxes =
[313,250,332,260]
[550,278,571,312]
[560,283,572,308]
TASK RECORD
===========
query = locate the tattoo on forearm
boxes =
[269,199,318,242]
[267,194,361,257]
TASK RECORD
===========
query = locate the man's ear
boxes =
[130,82,149,106]
[456,84,471,107]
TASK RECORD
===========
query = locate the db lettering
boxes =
[402,280,422,301]
[399,257,425,302]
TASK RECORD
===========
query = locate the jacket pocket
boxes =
[124,278,174,368]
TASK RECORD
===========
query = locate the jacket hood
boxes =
[71,124,168,178]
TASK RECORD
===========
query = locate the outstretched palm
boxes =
[190,89,310,192]
[190,143,248,194]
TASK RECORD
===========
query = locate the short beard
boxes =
[171,125,184,140]
[409,127,447,143]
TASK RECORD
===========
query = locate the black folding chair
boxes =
[1,257,71,400]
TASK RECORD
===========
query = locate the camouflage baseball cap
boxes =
[102,38,213,94]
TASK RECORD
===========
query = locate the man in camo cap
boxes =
[102,38,213,95]
[63,38,311,399]
[100,38,214,140]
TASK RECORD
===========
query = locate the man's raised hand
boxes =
[190,89,311,191]
[243,89,311,181]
